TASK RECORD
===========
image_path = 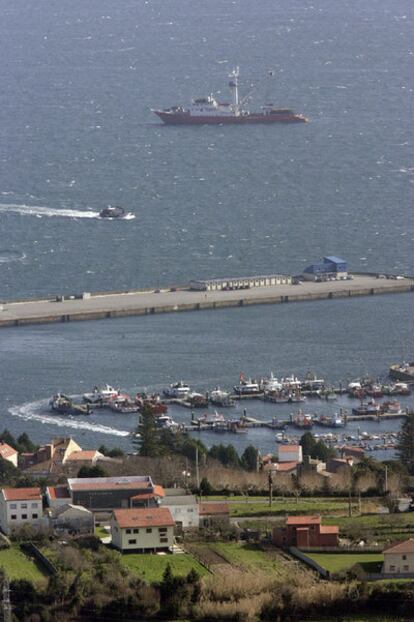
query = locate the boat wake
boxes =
[0,203,100,219]
[8,399,130,437]
[0,250,26,264]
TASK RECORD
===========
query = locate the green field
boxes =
[120,553,209,583]
[306,552,384,573]
[0,546,48,585]
[209,542,286,576]
[203,496,377,518]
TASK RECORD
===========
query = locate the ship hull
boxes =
[154,111,307,125]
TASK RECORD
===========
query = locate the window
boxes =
[32,514,38,519]
[21,504,27,509]
[403,565,409,572]
[11,515,16,520]
[21,514,27,519]
[126,529,131,534]
[390,565,395,572]
[402,555,407,560]
[10,504,17,510]
[128,539,137,545]
[133,528,139,534]
[146,528,152,533]
[31,503,38,509]
[159,527,167,533]
[188,508,194,513]
[160,537,168,543]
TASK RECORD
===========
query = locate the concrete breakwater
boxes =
[0,273,413,329]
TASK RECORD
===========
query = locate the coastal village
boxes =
[0,388,413,620]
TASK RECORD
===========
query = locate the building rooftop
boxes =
[320,525,339,534]
[199,502,229,516]
[2,487,42,502]
[275,461,298,472]
[286,515,321,526]
[279,445,301,452]
[113,507,175,529]
[46,486,71,500]
[68,475,153,492]
[384,539,414,554]
[0,443,17,459]
[65,450,101,462]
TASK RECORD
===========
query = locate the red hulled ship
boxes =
[152,68,308,125]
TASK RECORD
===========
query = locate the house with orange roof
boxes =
[383,539,414,575]
[0,487,43,535]
[0,442,18,468]
[273,515,339,548]
[111,507,175,552]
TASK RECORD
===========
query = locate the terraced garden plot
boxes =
[323,513,414,544]
[208,542,288,576]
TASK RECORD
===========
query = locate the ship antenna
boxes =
[229,66,240,115]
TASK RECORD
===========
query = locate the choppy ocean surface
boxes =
[0,0,412,451]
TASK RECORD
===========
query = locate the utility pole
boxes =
[195,446,200,493]
[348,484,352,517]
[2,576,12,622]
[268,471,273,507]
[384,465,388,494]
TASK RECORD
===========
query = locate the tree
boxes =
[241,445,259,471]
[17,432,37,453]
[136,404,161,457]
[208,444,241,468]
[199,477,213,496]
[397,413,414,474]
[300,432,316,457]
[78,465,107,478]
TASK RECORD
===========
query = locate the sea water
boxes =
[0,0,412,450]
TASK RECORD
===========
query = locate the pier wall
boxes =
[1,274,413,329]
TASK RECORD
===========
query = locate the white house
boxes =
[278,445,303,463]
[48,504,94,536]
[383,539,414,575]
[111,507,175,552]
[0,443,18,468]
[0,487,43,535]
[160,493,199,528]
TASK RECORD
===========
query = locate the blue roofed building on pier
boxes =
[302,256,348,282]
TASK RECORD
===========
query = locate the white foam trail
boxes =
[0,203,100,219]
[8,399,130,437]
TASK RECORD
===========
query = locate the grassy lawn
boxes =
[209,542,286,576]
[0,546,48,585]
[306,552,384,573]
[120,553,209,583]
[95,525,110,539]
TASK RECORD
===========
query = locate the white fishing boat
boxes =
[83,384,119,404]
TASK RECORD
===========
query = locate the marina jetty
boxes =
[0,273,413,329]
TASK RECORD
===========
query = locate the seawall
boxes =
[0,273,413,329]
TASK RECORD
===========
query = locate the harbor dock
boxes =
[0,273,413,329]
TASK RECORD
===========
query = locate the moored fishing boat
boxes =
[83,384,119,404]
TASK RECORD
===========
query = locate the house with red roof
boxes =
[383,539,414,575]
[0,487,43,535]
[111,507,175,552]
[273,515,339,548]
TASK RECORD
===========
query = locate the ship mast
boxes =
[228,67,240,115]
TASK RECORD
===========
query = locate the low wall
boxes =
[288,546,329,578]
[20,542,57,576]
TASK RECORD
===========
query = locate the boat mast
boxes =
[228,67,240,115]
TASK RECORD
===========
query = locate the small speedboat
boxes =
[99,206,133,219]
